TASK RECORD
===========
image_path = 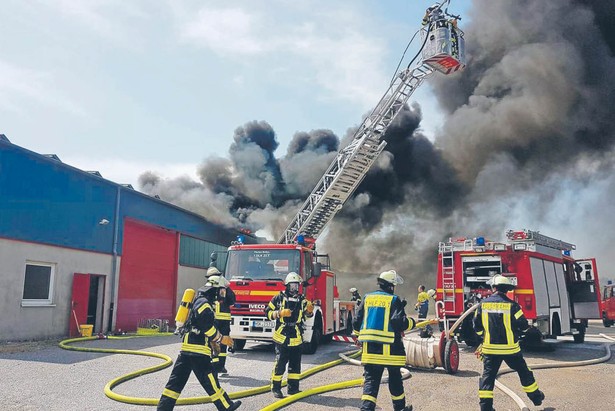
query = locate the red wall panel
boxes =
[116,219,177,331]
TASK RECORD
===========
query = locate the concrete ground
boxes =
[1,321,614,411]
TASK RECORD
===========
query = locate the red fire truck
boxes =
[436,229,602,345]
[215,242,354,354]
[210,4,466,353]
[601,282,615,327]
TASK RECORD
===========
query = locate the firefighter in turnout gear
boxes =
[350,287,362,305]
[207,266,236,375]
[264,272,314,398]
[157,275,241,411]
[353,270,418,411]
[473,275,545,411]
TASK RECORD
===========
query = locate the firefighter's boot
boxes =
[227,400,242,410]
[287,380,301,395]
[271,388,284,399]
[529,390,545,406]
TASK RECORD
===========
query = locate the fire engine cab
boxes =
[213,240,354,354]
[436,229,601,345]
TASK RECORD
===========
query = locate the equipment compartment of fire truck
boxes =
[436,229,602,346]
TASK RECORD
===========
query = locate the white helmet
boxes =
[378,270,404,286]
[285,272,302,285]
[206,275,229,288]
[206,266,221,277]
[349,287,358,293]
[427,289,436,298]
[489,274,515,290]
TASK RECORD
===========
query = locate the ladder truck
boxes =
[214,2,466,353]
[436,229,602,346]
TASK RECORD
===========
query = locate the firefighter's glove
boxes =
[474,344,484,362]
[401,299,407,308]
[211,341,221,357]
[305,301,314,315]
[221,335,234,347]
[279,308,292,318]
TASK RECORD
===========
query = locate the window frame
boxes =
[21,261,56,306]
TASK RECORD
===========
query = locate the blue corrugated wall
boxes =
[0,140,249,254]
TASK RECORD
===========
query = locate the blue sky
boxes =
[1,0,470,188]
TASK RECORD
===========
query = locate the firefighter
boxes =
[207,266,236,375]
[414,285,432,338]
[473,275,545,411]
[264,272,314,398]
[157,275,241,411]
[350,287,362,305]
[353,270,424,411]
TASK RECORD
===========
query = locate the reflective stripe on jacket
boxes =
[180,295,219,357]
[473,292,530,355]
[265,291,312,347]
[353,290,415,366]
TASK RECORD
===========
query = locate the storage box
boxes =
[79,324,93,337]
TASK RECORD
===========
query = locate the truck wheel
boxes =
[233,339,246,351]
[603,313,613,328]
[304,317,322,355]
[573,325,586,343]
[443,338,459,374]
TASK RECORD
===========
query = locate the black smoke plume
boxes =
[140,0,615,299]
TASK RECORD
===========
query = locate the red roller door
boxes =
[116,219,178,331]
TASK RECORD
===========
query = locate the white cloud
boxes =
[175,3,389,108]
[0,60,87,117]
[62,155,199,189]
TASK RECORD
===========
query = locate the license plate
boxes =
[252,320,275,328]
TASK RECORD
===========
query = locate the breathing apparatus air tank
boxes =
[175,288,196,328]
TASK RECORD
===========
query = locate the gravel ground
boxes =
[1,321,613,411]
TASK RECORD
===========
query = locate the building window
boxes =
[22,262,55,306]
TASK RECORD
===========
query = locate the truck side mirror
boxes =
[314,262,322,278]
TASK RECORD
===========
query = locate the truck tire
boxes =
[304,316,322,355]
[443,338,459,374]
[460,316,481,347]
[573,324,586,343]
[233,339,246,351]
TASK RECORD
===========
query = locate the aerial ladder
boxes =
[279,1,466,244]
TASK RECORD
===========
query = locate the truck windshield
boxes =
[226,249,301,281]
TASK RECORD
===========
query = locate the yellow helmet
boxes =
[285,272,302,285]
[378,270,404,286]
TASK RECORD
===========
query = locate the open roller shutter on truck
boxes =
[115,219,178,331]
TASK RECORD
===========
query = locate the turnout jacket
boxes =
[214,288,236,322]
[265,291,313,347]
[473,292,530,355]
[180,289,221,357]
[353,290,416,366]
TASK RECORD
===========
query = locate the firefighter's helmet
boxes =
[427,289,436,298]
[349,287,358,293]
[378,270,404,286]
[206,275,229,288]
[285,272,302,285]
[490,275,515,291]
[206,266,221,277]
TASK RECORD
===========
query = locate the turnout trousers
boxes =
[157,353,233,411]
[271,343,302,392]
[479,352,541,411]
[361,364,406,411]
[213,321,231,372]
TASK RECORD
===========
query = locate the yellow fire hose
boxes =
[59,335,362,407]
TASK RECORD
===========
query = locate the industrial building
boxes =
[0,134,252,341]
